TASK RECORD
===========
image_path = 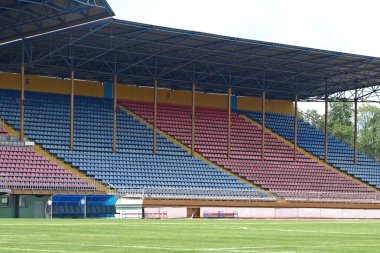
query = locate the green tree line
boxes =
[299,102,380,162]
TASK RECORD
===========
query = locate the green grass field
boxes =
[1,219,380,252]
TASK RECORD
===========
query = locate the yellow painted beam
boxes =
[1,72,293,112]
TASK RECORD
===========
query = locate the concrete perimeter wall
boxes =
[145,207,187,219]
[145,207,380,219]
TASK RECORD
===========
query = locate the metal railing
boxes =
[274,190,380,204]
[0,118,29,147]
[299,109,353,147]
[0,179,97,192]
[0,139,28,147]
[110,186,380,204]
[2,179,380,204]
[111,186,277,202]
[298,109,324,131]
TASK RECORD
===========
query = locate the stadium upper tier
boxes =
[241,110,380,189]
[0,89,271,200]
[120,100,376,202]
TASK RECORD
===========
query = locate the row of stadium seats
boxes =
[0,89,271,199]
[241,111,380,188]
[52,205,116,218]
[121,100,375,199]
[0,134,95,190]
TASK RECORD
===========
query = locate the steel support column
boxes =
[227,88,232,159]
[294,95,298,160]
[153,80,158,155]
[70,70,75,151]
[324,94,329,163]
[191,83,196,156]
[261,91,266,161]
[113,75,117,154]
[20,40,25,141]
[20,65,25,141]
[353,98,358,164]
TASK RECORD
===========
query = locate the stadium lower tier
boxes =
[120,100,377,201]
[0,129,95,191]
[0,89,272,200]
[241,111,380,188]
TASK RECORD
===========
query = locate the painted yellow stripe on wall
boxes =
[0,72,104,97]
[238,96,293,115]
[0,72,293,114]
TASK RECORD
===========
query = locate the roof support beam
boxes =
[294,94,298,161]
[261,90,266,161]
[117,34,195,74]
[153,79,158,155]
[30,19,112,65]
[74,27,150,69]
[324,85,329,163]
[227,87,232,159]
[100,31,378,75]
[113,75,118,154]
[70,70,75,151]
[353,94,358,164]
[191,83,196,156]
[20,53,25,141]
[158,40,233,78]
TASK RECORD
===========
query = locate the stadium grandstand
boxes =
[0,0,380,219]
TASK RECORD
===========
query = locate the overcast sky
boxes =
[108,0,380,113]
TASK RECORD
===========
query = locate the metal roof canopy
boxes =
[1,18,380,101]
[0,0,114,44]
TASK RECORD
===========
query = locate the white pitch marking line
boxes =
[2,239,373,252]
[246,228,380,236]
[0,241,261,253]
[0,240,292,252]
[1,220,380,226]
[0,247,68,253]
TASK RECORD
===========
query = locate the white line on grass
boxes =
[0,222,123,226]
[0,247,68,252]
[0,241,263,253]
[246,228,380,236]
[0,234,50,237]
[2,239,378,253]
[0,240,297,252]
[1,220,379,227]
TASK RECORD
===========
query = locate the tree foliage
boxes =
[358,104,380,161]
[300,102,380,162]
[299,109,324,130]
[328,102,354,145]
